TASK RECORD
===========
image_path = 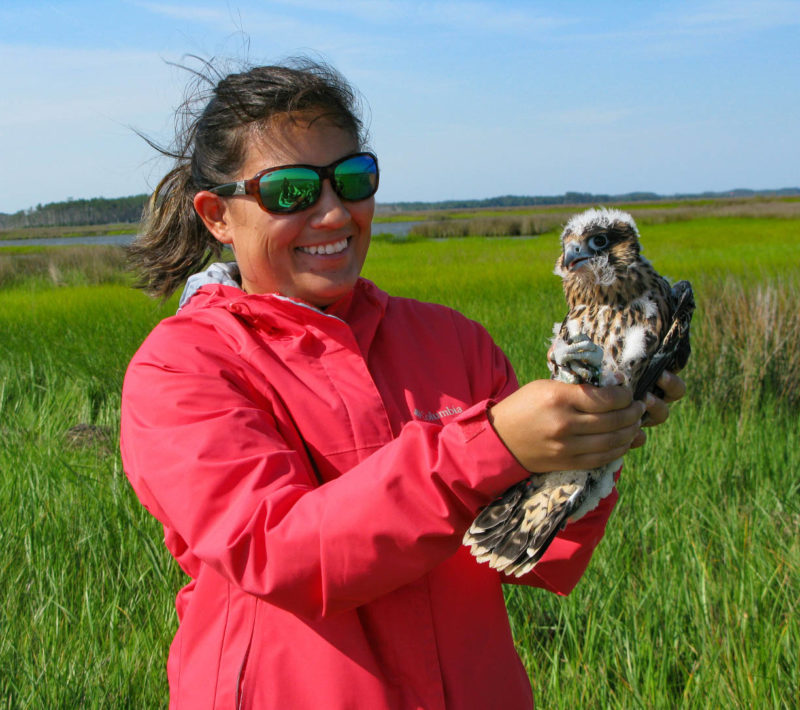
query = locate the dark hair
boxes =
[129,57,367,300]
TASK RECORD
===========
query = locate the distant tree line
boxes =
[376,187,800,213]
[2,187,798,229]
[0,195,148,229]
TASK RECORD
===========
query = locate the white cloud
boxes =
[134,0,571,37]
[260,0,409,24]
[131,1,233,24]
[0,44,180,124]
[421,1,572,34]
[670,0,800,32]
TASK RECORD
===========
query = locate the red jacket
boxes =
[121,278,617,709]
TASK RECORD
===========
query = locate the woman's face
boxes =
[203,116,375,306]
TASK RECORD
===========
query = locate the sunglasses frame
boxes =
[208,151,379,214]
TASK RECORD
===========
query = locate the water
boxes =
[371,220,423,237]
[0,234,135,248]
[0,220,424,248]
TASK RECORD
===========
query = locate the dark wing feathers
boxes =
[506,483,586,575]
[464,475,588,577]
[467,481,525,535]
[633,280,695,401]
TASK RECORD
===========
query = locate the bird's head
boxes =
[554,208,642,288]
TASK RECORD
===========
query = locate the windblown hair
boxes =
[129,57,367,300]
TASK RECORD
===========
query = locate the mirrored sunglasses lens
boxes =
[334,155,378,201]
[259,168,320,212]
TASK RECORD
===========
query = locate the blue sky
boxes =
[1,0,798,214]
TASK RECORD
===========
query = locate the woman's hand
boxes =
[488,378,646,473]
[630,370,687,449]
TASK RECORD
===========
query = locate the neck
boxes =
[563,256,655,308]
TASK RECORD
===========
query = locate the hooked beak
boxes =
[563,242,594,271]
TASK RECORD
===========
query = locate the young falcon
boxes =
[463,207,694,577]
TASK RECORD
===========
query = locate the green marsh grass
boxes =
[0,285,180,706]
[1,216,798,706]
[406,200,800,240]
[0,223,138,242]
[0,246,130,290]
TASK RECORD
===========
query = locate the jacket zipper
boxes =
[235,598,258,709]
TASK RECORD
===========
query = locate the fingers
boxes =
[629,428,647,450]
[573,399,645,435]
[657,371,686,404]
[493,372,687,471]
[488,379,649,473]
[641,391,669,427]
[564,416,642,456]
[640,371,687,428]
[568,440,637,471]
[569,434,638,469]
[560,382,644,436]
[548,386,644,467]
[570,381,634,413]
[556,382,645,465]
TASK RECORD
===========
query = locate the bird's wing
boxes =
[633,280,695,401]
[463,471,589,577]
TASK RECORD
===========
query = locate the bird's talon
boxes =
[553,336,604,385]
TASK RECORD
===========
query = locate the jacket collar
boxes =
[179,277,389,340]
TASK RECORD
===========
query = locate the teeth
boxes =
[299,238,349,256]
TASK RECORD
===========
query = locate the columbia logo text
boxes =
[413,406,463,422]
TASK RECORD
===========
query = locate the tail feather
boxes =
[463,472,589,576]
[465,481,525,536]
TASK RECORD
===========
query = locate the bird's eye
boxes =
[589,234,608,250]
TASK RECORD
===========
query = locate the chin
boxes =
[301,277,359,307]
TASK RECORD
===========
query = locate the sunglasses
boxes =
[208,152,379,214]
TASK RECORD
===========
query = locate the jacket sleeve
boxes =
[121,318,530,621]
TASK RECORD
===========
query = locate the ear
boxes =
[194,191,234,245]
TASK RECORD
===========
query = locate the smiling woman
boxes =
[127,59,371,302]
[120,57,683,710]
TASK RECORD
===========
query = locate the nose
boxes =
[309,179,351,229]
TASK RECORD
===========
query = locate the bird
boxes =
[463,207,694,577]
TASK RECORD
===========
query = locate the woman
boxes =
[121,59,683,709]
